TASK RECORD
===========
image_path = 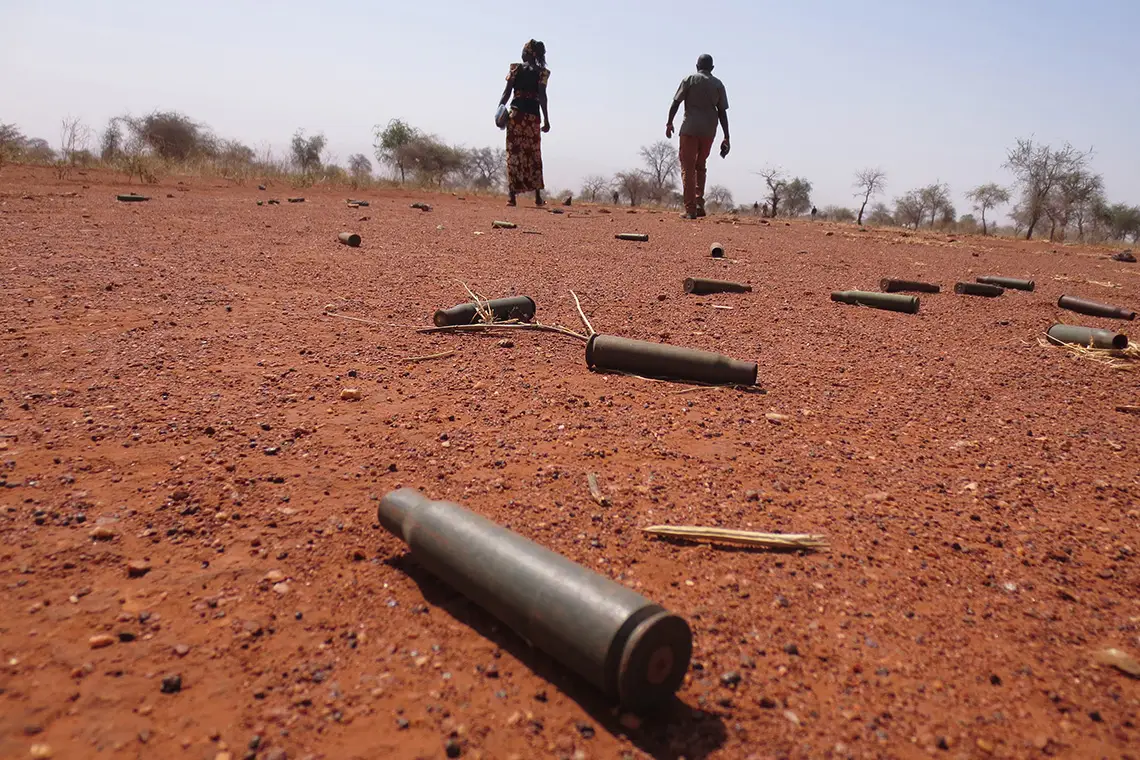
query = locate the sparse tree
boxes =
[290,130,326,176]
[124,111,210,162]
[1004,137,1092,240]
[783,178,813,216]
[579,175,609,202]
[401,135,466,187]
[939,203,957,227]
[613,170,652,207]
[100,119,123,162]
[853,168,887,225]
[347,153,373,186]
[1043,168,1103,241]
[1105,203,1140,243]
[957,214,979,234]
[965,183,1010,236]
[918,182,951,227]
[21,138,55,164]
[866,201,894,226]
[639,141,679,202]
[0,122,24,170]
[705,185,734,213]
[821,205,856,223]
[373,119,417,183]
[755,167,786,217]
[894,191,925,229]
[464,147,505,190]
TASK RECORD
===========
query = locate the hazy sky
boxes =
[3,0,1138,218]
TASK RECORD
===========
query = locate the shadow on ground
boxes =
[385,554,728,760]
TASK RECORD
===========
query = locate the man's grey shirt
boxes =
[674,71,728,139]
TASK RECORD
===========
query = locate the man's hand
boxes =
[719,138,730,158]
[665,123,674,139]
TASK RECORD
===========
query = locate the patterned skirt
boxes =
[506,110,544,193]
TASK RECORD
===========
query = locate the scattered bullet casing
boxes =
[954,282,1004,297]
[337,232,361,247]
[616,233,649,242]
[683,278,752,295]
[586,334,758,386]
[831,290,919,314]
[976,276,1035,291]
[1057,295,1136,321]
[378,488,693,710]
[492,220,517,229]
[432,296,536,327]
[287,197,305,203]
[879,278,940,294]
[1046,324,1128,350]
[116,194,149,202]
[710,242,725,258]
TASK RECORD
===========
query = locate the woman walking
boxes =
[499,40,550,207]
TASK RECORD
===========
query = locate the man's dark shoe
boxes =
[680,212,696,219]
[695,207,707,218]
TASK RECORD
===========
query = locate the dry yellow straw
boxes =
[642,525,829,552]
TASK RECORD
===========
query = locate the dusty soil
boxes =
[1,165,1138,760]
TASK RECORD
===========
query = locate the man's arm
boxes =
[666,79,686,138]
[717,85,730,157]
[666,100,681,138]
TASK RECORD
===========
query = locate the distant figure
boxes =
[666,53,730,219]
[612,190,620,205]
[752,201,759,213]
[499,40,550,207]
[563,193,572,206]
[810,206,818,221]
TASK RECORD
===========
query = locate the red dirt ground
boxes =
[1,166,1137,760]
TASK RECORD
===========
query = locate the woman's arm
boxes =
[539,84,550,132]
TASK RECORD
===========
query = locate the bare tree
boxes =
[853,168,887,225]
[1004,137,1092,240]
[705,185,734,213]
[613,170,652,207]
[464,147,505,190]
[639,141,679,202]
[1043,169,1103,241]
[57,116,92,179]
[579,175,609,202]
[965,183,1010,236]
[755,166,786,217]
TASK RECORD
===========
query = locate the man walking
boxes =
[666,54,730,219]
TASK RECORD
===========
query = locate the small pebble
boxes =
[127,560,151,578]
[161,674,183,694]
[89,634,115,649]
[174,644,190,657]
[445,739,462,758]
[272,582,290,595]
[720,671,742,687]
[339,388,362,402]
[29,746,53,759]
[89,526,115,541]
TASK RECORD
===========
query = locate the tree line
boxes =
[2,112,1137,243]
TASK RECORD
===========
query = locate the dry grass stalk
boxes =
[402,350,456,363]
[1037,336,1139,371]
[642,525,829,552]
[587,473,609,507]
[570,290,596,336]
[418,322,588,341]
[323,311,387,327]
[457,280,494,324]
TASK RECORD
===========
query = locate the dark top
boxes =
[508,63,550,116]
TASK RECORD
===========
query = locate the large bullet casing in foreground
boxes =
[586,334,758,386]
[831,290,919,314]
[433,296,536,327]
[378,489,693,710]
[337,232,361,247]
[684,277,752,295]
[955,282,1004,297]
[880,278,940,293]
[977,275,1035,291]
[1057,295,1136,321]
[1047,324,1129,350]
